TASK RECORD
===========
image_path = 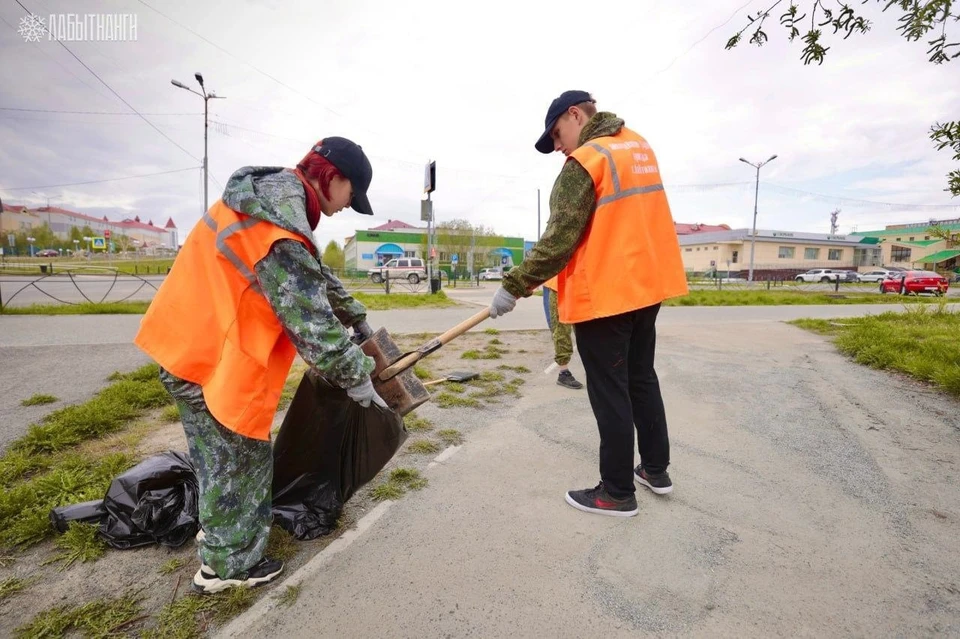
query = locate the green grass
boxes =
[413,364,435,380]
[497,365,531,374]
[437,429,464,446]
[371,467,429,501]
[159,558,187,575]
[407,439,441,454]
[664,289,950,307]
[276,584,302,607]
[435,392,482,409]
[352,291,457,310]
[20,394,58,407]
[404,413,434,432]
[444,382,466,394]
[480,371,505,382]
[0,577,32,603]
[461,343,507,360]
[42,523,106,570]
[0,452,133,548]
[791,305,960,397]
[161,404,182,423]
[12,364,170,457]
[265,527,299,563]
[144,589,255,639]
[483,328,500,335]
[15,592,144,638]
[0,301,152,315]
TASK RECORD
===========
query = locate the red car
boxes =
[879,270,949,296]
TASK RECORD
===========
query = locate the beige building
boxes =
[679,228,878,277]
[852,218,960,274]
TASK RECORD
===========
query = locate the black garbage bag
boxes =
[98,451,199,549]
[271,371,407,540]
[50,499,106,534]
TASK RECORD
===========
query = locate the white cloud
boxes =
[0,0,956,251]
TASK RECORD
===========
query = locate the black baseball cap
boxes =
[535,90,595,154]
[313,137,374,215]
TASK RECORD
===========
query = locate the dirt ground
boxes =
[0,328,552,637]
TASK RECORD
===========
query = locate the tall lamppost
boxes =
[171,72,225,214]
[739,154,778,282]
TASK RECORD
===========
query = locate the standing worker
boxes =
[541,275,583,389]
[489,91,688,517]
[135,137,386,593]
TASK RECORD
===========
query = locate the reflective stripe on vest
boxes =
[134,200,311,440]
[559,129,688,323]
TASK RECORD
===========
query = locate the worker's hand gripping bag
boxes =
[271,371,407,540]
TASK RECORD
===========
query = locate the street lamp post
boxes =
[26,236,36,258]
[739,154,778,282]
[171,73,225,214]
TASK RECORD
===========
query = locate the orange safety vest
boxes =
[558,128,688,323]
[134,200,313,441]
[543,275,559,291]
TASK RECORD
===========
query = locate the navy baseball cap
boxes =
[535,90,595,154]
[313,137,374,215]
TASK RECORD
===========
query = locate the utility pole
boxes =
[739,154,778,282]
[171,73,225,214]
[830,208,840,235]
[423,160,437,290]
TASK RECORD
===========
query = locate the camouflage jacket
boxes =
[163,167,374,405]
[502,112,625,299]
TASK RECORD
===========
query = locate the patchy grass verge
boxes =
[665,289,951,307]
[371,467,428,501]
[352,291,457,310]
[790,305,960,397]
[143,589,255,638]
[0,301,151,315]
[276,584,302,607]
[437,429,464,446]
[407,439,441,455]
[20,394,58,407]
[404,413,434,432]
[0,577,32,602]
[41,523,106,570]
[159,558,187,575]
[15,592,144,638]
[435,392,481,409]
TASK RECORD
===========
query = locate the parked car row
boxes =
[879,270,950,296]
[366,259,506,284]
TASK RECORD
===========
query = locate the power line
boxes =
[763,183,960,210]
[649,0,755,78]
[0,167,200,191]
[0,107,201,115]
[14,0,200,162]
[137,1,349,124]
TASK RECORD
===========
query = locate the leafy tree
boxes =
[725,1,959,195]
[322,240,345,270]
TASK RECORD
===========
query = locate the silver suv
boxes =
[368,257,427,284]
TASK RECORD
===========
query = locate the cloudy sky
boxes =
[1,0,958,250]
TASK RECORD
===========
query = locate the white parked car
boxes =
[368,258,427,284]
[478,267,503,281]
[856,268,896,283]
[795,268,841,283]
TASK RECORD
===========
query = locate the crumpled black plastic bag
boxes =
[49,499,105,534]
[97,451,199,549]
[270,371,407,540]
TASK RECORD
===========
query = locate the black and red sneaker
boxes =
[564,483,638,517]
[634,465,673,495]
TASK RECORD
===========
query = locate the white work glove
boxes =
[346,377,388,409]
[489,287,517,318]
[351,320,374,344]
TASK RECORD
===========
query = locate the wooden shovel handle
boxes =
[378,308,491,381]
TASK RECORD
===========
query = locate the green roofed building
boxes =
[343,219,525,276]
[851,218,960,273]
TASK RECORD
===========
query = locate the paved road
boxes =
[3,300,957,452]
[219,315,960,637]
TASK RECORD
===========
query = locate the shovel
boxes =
[360,308,492,416]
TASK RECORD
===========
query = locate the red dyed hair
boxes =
[297,140,344,200]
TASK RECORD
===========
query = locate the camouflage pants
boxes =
[546,288,573,366]
[160,370,272,580]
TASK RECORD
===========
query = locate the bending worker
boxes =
[489,91,688,518]
[134,137,385,593]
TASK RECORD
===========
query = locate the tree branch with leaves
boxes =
[726,0,959,196]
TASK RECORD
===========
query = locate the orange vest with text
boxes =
[134,200,312,441]
[559,128,688,323]
[543,275,559,291]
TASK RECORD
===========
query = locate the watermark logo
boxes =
[18,13,138,43]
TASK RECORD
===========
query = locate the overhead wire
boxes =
[14,0,200,162]
[0,167,200,191]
